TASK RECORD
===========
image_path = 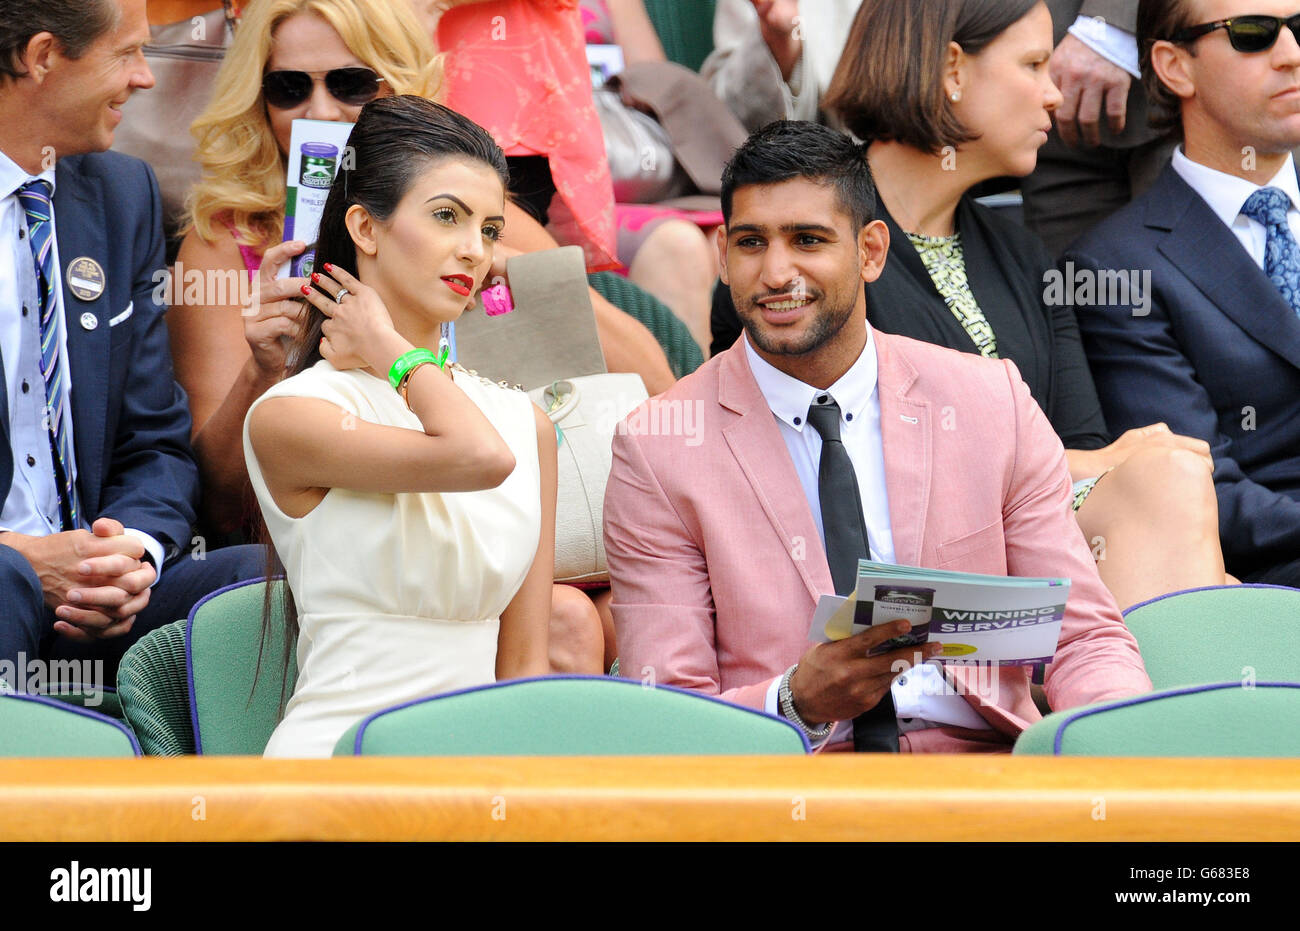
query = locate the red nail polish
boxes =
[311,272,321,283]
[322,262,334,272]
[301,284,312,296]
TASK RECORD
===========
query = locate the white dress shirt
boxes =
[0,150,163,578]
[1067,15,1140,78]
[745,329,991,745]
[1171,147,1300,268]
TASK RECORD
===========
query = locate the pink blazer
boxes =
[604,329,1151,752]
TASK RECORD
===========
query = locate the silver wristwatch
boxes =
[778,664,834,740]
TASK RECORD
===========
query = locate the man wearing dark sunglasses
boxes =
[1064,0,1300,589]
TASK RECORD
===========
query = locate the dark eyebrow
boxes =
[426,193,473,213]
[426,193,505,224]
[728,222,837,236]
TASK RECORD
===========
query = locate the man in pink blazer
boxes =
[604,121,1150,752]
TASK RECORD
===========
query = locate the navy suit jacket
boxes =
[1065,162,1300,576]
[0,151,198,560]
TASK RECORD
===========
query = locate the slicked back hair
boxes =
[721,120,876,231]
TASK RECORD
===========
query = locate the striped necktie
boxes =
[17,179,79,530]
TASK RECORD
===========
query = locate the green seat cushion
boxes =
[1123,584,1300,689]
[188,579,297,755]
[0,694,140,757]
[1014,682,1300,756]
[335,675,809,756]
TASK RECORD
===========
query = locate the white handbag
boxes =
[530,374,648,586]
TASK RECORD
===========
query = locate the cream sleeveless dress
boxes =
[243,360,541,758]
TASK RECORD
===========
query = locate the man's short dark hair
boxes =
[0,0,119,82]
[1137,0,1201,137]
[824,0,1038,154]
[720,120,876,230]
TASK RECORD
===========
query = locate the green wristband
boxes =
[388,348,440,391]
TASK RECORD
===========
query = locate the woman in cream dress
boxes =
[244,96,554,757]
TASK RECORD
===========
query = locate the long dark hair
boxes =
[253,95,510,706]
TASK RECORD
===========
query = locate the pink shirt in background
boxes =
[438,0,619,271]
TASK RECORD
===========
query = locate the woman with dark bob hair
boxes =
[714,0,1234,609]
[244,96,554,756]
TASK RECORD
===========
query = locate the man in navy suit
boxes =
[1065,0,1300,586]
[0,0,262,676]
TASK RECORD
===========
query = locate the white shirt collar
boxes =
[0,148,56,200]
[743,323,879,431]
[1171,146,1300,227]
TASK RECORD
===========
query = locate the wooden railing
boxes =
[4,756,1297,841]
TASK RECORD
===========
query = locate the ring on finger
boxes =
[335,287,351,304]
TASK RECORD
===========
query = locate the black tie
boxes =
[806,398,899,752]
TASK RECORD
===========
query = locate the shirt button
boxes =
[21,305,29,317]
[898,676,908,686]
[845,413,853,421]
[793,416,801,426]
[18,228,25,240]
[25,454,35,467]
[21,380,29,393]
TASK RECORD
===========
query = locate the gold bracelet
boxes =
[397,359,438,410]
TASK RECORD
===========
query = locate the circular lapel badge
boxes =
[80,312,98,331]
[66,257,106,302]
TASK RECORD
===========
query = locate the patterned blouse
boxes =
[907,231,999,359]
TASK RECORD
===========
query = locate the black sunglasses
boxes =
[1171,13,1300,52]
[261,67,385,109]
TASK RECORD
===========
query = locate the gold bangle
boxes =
[397,359,438,410]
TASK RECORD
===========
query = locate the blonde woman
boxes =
[174,0,608,672]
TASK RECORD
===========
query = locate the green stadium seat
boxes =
[334,675,809,756]
[117,579,298,755]
[117,619,192,755]
[1122,584,1300,689]
[1014,682,1300,756]
[0,693,140,757]
[186,579,298,755]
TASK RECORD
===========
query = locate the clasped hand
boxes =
[1,517,155,641]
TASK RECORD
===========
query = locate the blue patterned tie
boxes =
[1241,186,1300,318]
[17,179,79,530]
